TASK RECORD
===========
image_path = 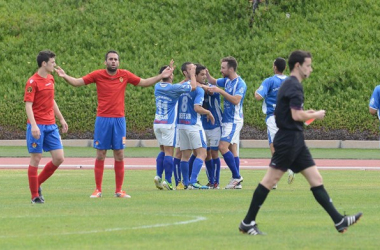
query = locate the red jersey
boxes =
[24,73,55,125]
[82,69,141,117]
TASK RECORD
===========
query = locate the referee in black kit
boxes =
[239,50,362,235]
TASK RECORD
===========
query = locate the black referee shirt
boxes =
[274,76,304,131]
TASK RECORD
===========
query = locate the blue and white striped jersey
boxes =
[369,85,380,120]
[202,84,222,130]
[216,76,247,124]
[256,74,287,119]
[154,82,192,128]
[177,82,205,131]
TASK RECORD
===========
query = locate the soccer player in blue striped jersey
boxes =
[173,62,193,189]
[255,57,295,188]
[153,61,197,190]
[201,80,223,189]
[369,85,380,119]
[178,64,215,189]
[206,56,247,189]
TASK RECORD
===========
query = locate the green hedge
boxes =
[1,0,379,138]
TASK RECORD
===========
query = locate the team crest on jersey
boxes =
[238,87,245,94]
[27,87,33,93]
[119,77,123,82]
[32,142,37,148]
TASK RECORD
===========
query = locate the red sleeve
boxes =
[126,70,141,86]
[24,78,37,102]
[82,70,100,85]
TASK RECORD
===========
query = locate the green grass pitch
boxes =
[0,168,377,249]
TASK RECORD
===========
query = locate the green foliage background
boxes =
[1,0,379,138]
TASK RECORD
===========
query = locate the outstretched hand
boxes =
[54,66,66,77]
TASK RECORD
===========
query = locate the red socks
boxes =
[94,159,105,192]
[28,166,39,199]
[114,160,125,193]
[38,161,58,185]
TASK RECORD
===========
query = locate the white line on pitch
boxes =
[0,215,207,238]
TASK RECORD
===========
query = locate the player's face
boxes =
[299,58,313,79]
[184,64,193,79]
[220,62,230,78]
[196,69,207,84]
[105,53,119,73]
[44,57,56,73]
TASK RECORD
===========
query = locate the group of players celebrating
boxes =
[153,57,247,190]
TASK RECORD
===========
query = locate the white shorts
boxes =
[175,127,180,148]
[154,126,175,147]
[205,127,221,150]
[266,116,278,145]
[179,129,207,150]
[221,122,243,145]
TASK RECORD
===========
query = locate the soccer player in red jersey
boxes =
[24,50,68,204]
[55,50,174,198]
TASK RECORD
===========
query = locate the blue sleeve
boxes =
[235,80,247,97]
[172,83,191,95]
[194,87,205,105]
[216,78,226,87]
[369,86,380,110]
[256,78,271,99]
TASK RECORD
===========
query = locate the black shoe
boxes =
[335,212,363,233]
[31,196,44,204]
[239,221,266,235]
[38,186,45,202]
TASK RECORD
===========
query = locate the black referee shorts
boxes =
[269,129,315,173]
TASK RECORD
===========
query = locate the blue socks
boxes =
[234,156,240,176]
[188,154,196,179]
[190,158,204,184]
[173,157,181,186]
[180,161,189,186]
[205,159,214,184]
[214,157,221,184]
[163,156,173,183]
[156,152,165,178]
[223,151,240,179]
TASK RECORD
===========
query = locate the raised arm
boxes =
[206,69,217,85]
[138,60,175,87]
[55,66,85,87]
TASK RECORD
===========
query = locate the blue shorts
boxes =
[26,124,63,153]
[94,117,126,150]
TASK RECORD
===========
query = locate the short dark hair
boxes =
[221,56,238,71]
[37,50,55,68]
[181,62,192,76]
[105,50,119,61]
[274,57,286,73]
[288,50,312,71]
[159,65,170,82]
[195,63,206,75]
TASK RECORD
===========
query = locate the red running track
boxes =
[1,158,380,170]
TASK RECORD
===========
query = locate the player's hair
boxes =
[181,62,192,76]
[159,65,170,82]
[288,50,312,71]
[37,50,55,68]
[221,56,238,71]
[195,63,206,75]
[274,57,286,73]
[105,50,119,61]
